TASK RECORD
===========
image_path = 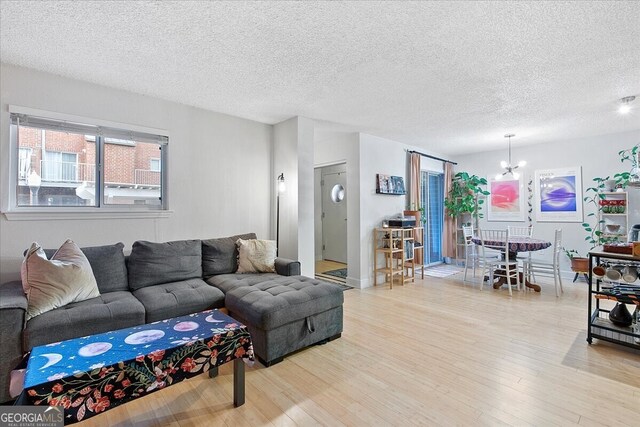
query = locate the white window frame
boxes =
[3,106,172,220]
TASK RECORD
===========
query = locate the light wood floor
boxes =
[89,273,639,426]
[315,260,347,274]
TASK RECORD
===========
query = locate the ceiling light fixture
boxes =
[495,134,526,180]
[619,96,636,115]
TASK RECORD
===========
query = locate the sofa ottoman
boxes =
[222,276,344,366]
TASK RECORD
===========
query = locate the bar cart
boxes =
[587,248,640,350]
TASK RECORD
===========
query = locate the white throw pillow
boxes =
[236,238,277,273]
[21,240,100,320]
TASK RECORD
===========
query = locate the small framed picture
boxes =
[376,173,406,195]
[392,176,406,194]
[376,174,406,195]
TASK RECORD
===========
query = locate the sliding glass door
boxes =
[420,171,444,265]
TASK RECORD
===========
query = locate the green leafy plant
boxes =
[562,248,582,260]
[617,144,639,165]
[616,143,640,188]
[614,171,630,188]
[444,172,490,219]
[564,145,639,257]
[581,176,622,249]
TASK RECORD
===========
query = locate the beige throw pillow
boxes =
[236,238,277,273]
[21,240,100,320]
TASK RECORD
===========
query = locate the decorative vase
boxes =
[609,302,633,327]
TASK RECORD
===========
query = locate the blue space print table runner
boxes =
[16,309,254,424]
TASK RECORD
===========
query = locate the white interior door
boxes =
[321,165,347,263]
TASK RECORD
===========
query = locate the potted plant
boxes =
[444,172,490,228]
[563,248,589,273]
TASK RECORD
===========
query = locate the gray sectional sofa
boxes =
[0,233,344,403]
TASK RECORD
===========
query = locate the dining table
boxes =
[471,235,552,292]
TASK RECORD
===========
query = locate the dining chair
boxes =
[462,225,477,282]
[478,229,521,296]
[507,225,533,238]
[508,225,534,262]
[523,229,563,297]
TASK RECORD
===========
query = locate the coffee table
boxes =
[15,309,253,424]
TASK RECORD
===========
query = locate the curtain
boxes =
[409,153,421,209]
[442,162,456,259]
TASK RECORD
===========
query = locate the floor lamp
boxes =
[276,173,285,256]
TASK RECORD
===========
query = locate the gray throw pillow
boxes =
[39,243,128,293]
[202,233,256,278]
[128,240,202,290]
[77,243,128,293]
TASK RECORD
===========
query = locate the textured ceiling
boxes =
[1,1,639,155]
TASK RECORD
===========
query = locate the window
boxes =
[420,171,444,265]
[103,140,162,206]
[149,158,161,172]
[43,151,78,182]
[10,112,168,210]
[18,147,32,180]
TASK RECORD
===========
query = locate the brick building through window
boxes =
[16,126,163,207]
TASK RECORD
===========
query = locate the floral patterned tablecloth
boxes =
[471,236,552,254]
[16,309,253,424]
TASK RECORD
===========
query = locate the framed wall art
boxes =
[487,175,525,222]
[376,174,406,195]
[534,166,583,222]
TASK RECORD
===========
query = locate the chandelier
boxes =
[495,133,526,180]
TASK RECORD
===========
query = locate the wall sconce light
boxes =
[277,173,286,193]
[276,173,285,256]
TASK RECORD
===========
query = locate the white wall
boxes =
[358,133,451,287]
[315,131,448,288]
[453,129,640,273]
[359,133,410,287]
[0,64,273,282]
[273,116,315,277]
[273,118,299,261]
[297,117,315,277]
[313,167,323,260]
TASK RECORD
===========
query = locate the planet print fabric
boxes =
[16,309,253,424]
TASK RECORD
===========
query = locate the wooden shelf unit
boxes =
[373,227,415,288]
[407,226,424,279]
[402,210,424,278]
